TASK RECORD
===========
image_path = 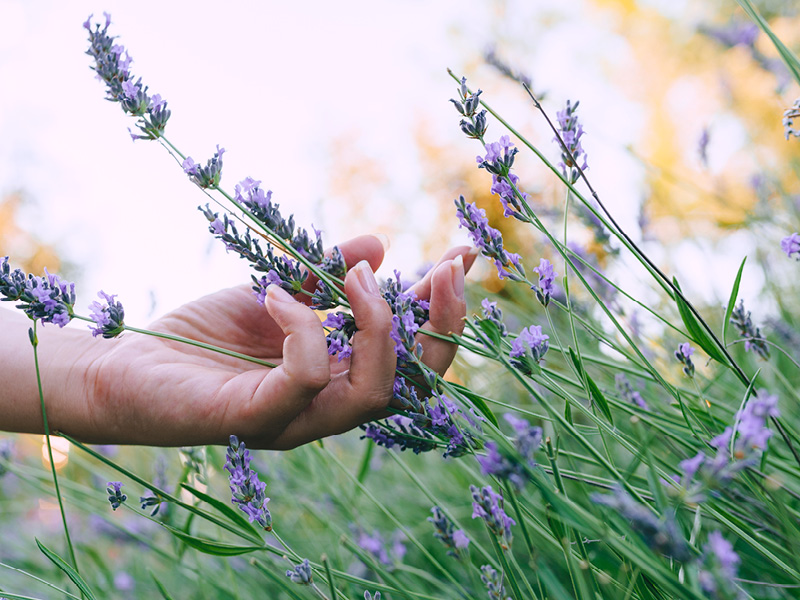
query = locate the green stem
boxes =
[30,320,80,577]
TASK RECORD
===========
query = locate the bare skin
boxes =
[0,235,476,449]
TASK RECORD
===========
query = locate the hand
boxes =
[65,235,476,449]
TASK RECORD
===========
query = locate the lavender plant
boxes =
[5,7,800,600]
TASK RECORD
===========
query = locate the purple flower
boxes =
[729,299,770,359]
[285,559,312,585]
[455,196,523,282]
[701,21,758,48]
[479,298,508,339]
[509,325,549,374]
[698,531,743,599]
[615,374,648,410]
[480,565,508,600]
[532,258,556,307]
[88,290,125,338]
[354,528,405,566]
[781,232,800,259]
[674,342,695,377]
[555,99,588,184]
[106,481,127,511]
[84,14,170,138]
[477,416,541,489]
[470,485,515,548]
[784,99,800,140]
[733,389,778,456]
[0,258,75,327]
[323,311,356,361]
[224,436,271,530]
[592,486,690,561]
[183,145,225,188]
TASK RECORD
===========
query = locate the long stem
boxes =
[30,321,80,576]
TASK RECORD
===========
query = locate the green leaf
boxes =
[453,385,499,427]
[723,257,746,344]
[735,0,800,86]
[568,347,613,424]
[35,538,96,600]
[476,318,503,348]
[150,573,177,600]
[180,483,264,542]
[158,522,263,556]
[673,277,729,366]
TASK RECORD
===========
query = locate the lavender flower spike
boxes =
[698,531,743,600]
[88,291,125,338]
[532,258,556,307]
[783,98,800,140]
[428,506,470,558]
[224,435,272,530]
[555,99,588,184]
[0,258,75,327]
[509,325,549,375]
[455,195,523,281]
[285,559,313,585]
[183,145,226,189]
[470,485,515,548]
[781,232,800,260]
[674,342,695,378]
[729,299,770,359]
[106,481,127,511]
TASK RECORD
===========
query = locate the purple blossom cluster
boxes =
[781,232,800,259]
[200,206,309,304]
[451,77,487,139]
[477,136,528,220]
[509,325,549,375]
[322,311,356,361]
[84,13,170,140]
[182,146,226,189]
[381,271,431,370]
[470,485,515,548]
[106,481,127,511]
[532,258,556,307]
[455,195,523,281]
[729,300,770,359]
[675,390,778,502]
[0,258,75,327]
[285,559,312,585]
[700,21,758,48]
[674,342,695,378]
[591,487,690,561]
[555,99,588,184]
[362,384,477,458]
[477,414,542,489]
[354,527,407,566]
[784,99,800,140]
[614,373,648,410]
[478,298,509,341]
[428,506,470,558]
[88,291,125,339]
[480,565,510,600]
[698,531,744,600]
[224,435,272,531]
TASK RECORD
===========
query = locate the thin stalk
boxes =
[30,321,80,576]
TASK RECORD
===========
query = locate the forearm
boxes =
[0,307,99,437]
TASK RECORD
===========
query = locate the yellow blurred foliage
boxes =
[0,191,61,275]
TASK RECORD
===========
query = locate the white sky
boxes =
[0,0,774,327]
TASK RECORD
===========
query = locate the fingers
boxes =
[299,234,388,303]
[409,246,477,301]
[225,285,331,440]
[271,261,396,448]
[417,256,467,376]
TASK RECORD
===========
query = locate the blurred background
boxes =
[2,0,800,596]
[1,0,796,324]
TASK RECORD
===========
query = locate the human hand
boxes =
[67,235,475,448]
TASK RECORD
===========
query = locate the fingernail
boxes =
[267,285,295,303]
[374,233,391,252]
[355,260,381,297]
[451,255,465,300]
[466,246,479,260]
